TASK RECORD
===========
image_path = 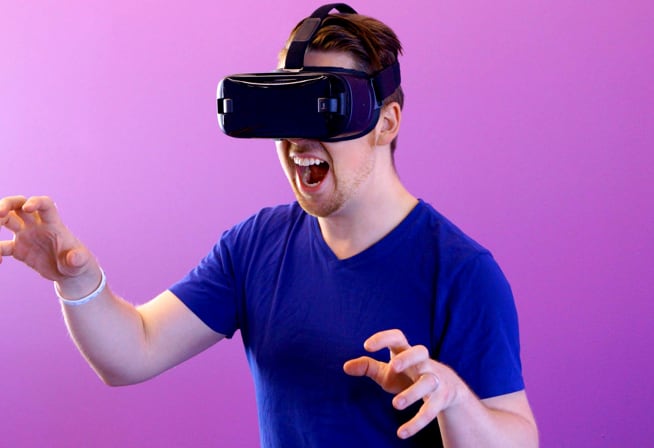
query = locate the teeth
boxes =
[293,156,325,167]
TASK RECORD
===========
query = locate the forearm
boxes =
[59,276,153,386]
[57,268,223,386]
[439,388,538,448]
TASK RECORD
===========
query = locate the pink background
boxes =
[1,1,652,446]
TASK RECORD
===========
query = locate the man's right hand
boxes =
[0,195,99,294]
[1,195,224,385]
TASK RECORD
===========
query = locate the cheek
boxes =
[367,128,378,147]
[274,139,286,157]
[331,152,368,183]
[275,141,297,183]
[275,141,290,165]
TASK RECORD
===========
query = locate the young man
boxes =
[0,5,538,447]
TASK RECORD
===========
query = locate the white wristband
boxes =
[54,269,107,307]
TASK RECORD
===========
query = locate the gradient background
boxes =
[1,1,652,446]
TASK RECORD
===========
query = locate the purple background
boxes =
[1,1,652,446]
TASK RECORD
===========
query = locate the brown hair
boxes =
[280,13,404,154]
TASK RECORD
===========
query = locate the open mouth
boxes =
[293,156,329,187]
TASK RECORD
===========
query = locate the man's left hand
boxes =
[343,328,466,439]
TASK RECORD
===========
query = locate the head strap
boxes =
[284,3,357,70]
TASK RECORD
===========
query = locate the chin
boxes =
[294,193,345,219]
[296,197,329,218]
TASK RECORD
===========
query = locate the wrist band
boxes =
[54,269,107,307]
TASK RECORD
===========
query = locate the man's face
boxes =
[276,51,379,218]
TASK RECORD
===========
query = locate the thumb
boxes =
[343,356,381,379]
[60,247,92,275]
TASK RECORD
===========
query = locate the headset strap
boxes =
[372,61,402,104]
[284,3,357,70]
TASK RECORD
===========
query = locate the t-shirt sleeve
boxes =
[169,235,240,338]
[436,253,525,399]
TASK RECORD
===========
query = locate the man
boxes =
[0,5,538,447]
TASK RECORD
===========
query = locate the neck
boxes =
[317,170,418,260]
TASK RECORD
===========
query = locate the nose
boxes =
[283,138,322,153]
[284,137,310,146]
[279,138,302,154]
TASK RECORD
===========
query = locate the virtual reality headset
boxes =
[216,3,402,142]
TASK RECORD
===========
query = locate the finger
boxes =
[393,372,440,411]
[0,196,28,219]
[343,356,385,380]
[22,196,60,225]
[0,240,14,261]
[2,211,24,233]
[397,397,442,439]
[16,207,40,226]
[389,344,430,373]
[364,329,411,354]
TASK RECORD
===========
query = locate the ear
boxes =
[374,102,402,146]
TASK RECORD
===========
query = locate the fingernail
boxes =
[398,429,409,439]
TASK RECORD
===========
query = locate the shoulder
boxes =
[216,202,311,264]
[408,200,514,300]
[412,200,490,264]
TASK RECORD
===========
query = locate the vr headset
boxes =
[216,3,401,142]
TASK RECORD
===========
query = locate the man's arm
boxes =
[1,195,224,385]
[438,389,537,447]
[61,287,224,386]
[343,329,538,447]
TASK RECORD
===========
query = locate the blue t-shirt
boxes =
[170,200,524,447]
